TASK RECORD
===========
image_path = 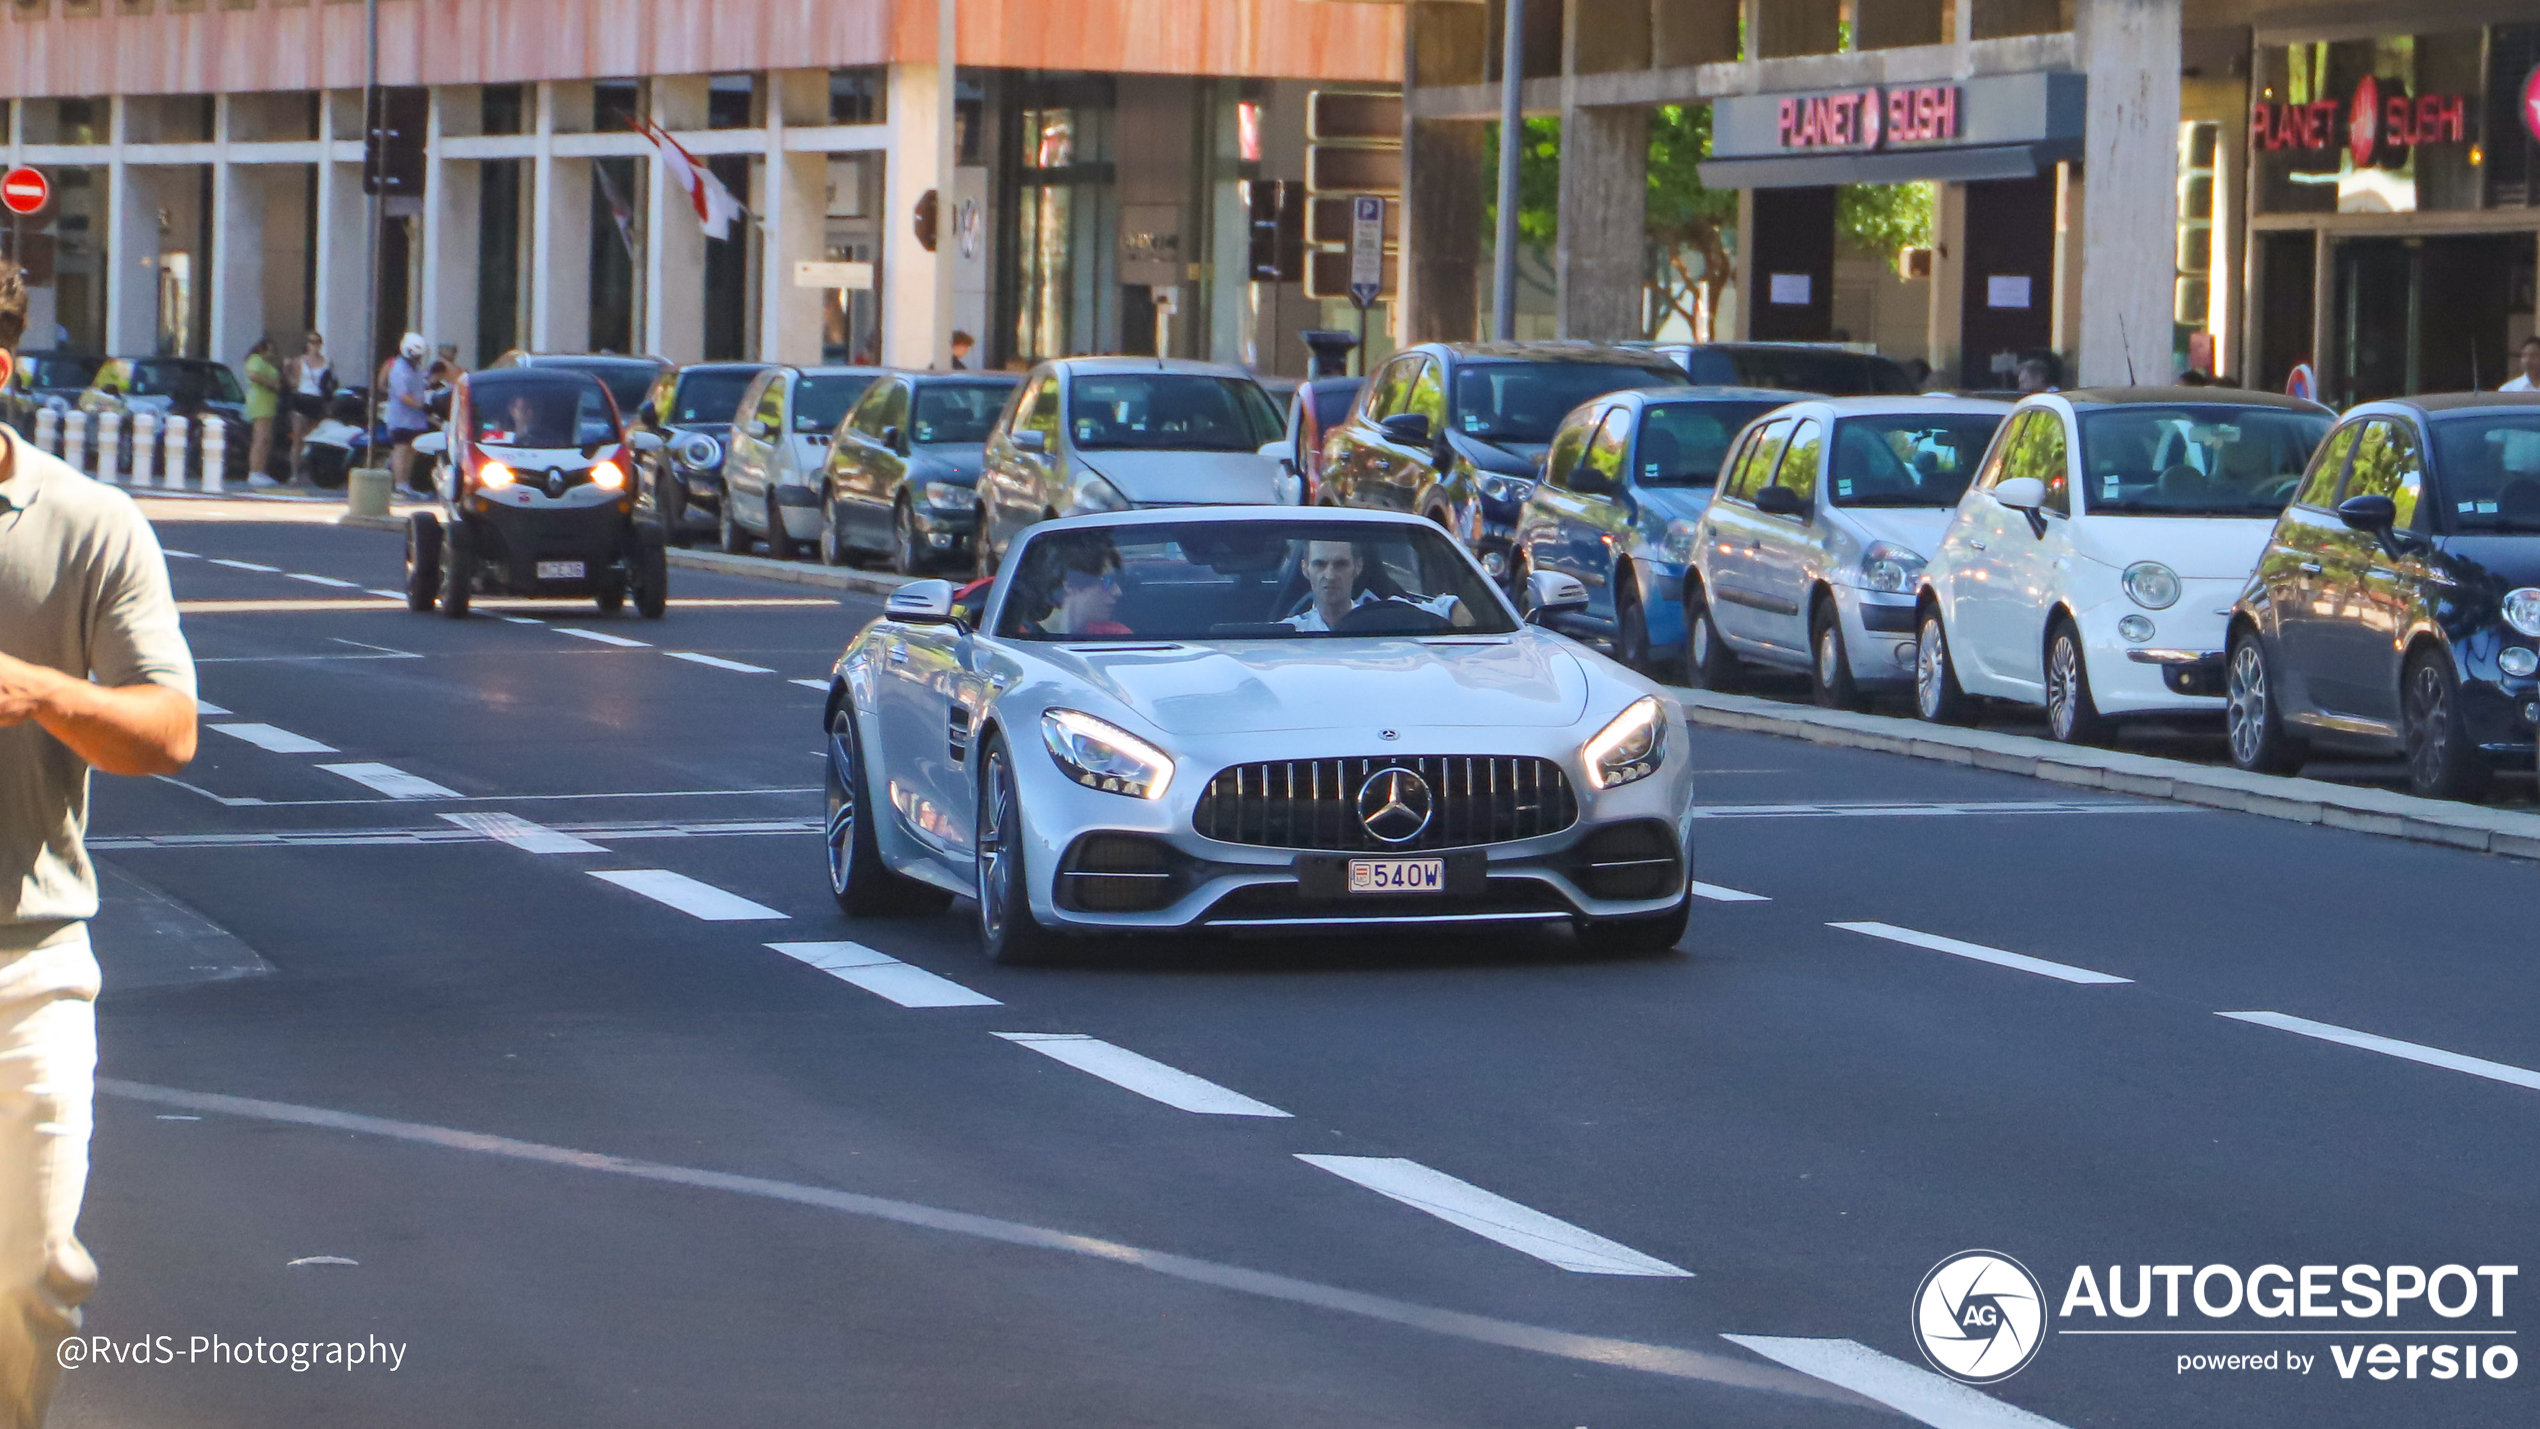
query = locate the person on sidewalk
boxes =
[242,337,283,488]
[283,332,332,476]
[0,258,199,1429]
[383,333,433,494]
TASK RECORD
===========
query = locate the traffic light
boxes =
[363,88,429,199]
[1246,180,1305,282]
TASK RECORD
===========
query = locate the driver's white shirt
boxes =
[1282,590,1458,631]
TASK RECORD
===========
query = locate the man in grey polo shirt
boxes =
[0,260,198,1428]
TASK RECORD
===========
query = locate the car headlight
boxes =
[476,460,516,489]
[1068,476,1131,515]
[1041,709,1174,800]
[1860,541,1926,594]
[2118,614,2156,643]
[675,432,723,471]
[590,459,627,490]
[1581,695,1668,791]
[2123,561,2181,610]
[2504,588,2540,638]
[2500,646,2540,678]
[923,481,970,510]
[1474,471,1533,504]
[1657,519,1700,564]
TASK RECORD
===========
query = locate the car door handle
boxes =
[1968,540,1987,551]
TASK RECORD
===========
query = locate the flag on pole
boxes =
[591,161,639,262]
[632,116,747,241]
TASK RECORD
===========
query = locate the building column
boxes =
[645,78,708,364]
[311,93,370,366]
[1554,104,1646,340]
[1927,181,1967,376]
[1401,118,1483,345]
[529,85,592,353]
[103,100,160,354]
[419,88,480,367]
[881,61,950,369]
[2050,161,2086,361]
[2074,0,2181,387]
[209,97,271,365]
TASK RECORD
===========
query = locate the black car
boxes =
[81,357,253,482]
[629,361,773,545]
[1320,343,1686,580]
[1634,342,1919,396]
[0,350,103,435]
[817,371,1020,573]
[2224,393,2540,800]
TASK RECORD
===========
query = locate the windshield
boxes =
[994,520,1516,641]
[1634,401,1789,486]
[2076,405,2330,516]
[469,377,621,449]
[912,382,1016,444]
[2432,415,2540,532]
[1828,413,2007,506]
[1066,374,1282,452]
[794,375,877,434]
[1451,362,1678,446]
[128,361,245,404]
[28,355,101,391]
[1681,347,1916,396]
[669,369,759,425]
[550,361,657,416]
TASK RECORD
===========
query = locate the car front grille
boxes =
[1192,755,1578,852]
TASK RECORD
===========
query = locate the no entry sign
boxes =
[1,167,48,216]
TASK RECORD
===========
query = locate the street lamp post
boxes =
[361,0,383,454]
[1490,0,1525,342]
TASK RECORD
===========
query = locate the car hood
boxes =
[2066,514,2279,579]
[1443,430,1543,476]
[1028,633,1593,735]
[1074,448,1282,505]
[2433,535,2540,593]
[912,443,987,483]
[1838,506,1956,557]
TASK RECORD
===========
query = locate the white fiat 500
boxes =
[1912,389,2332,742]
[818,507,1695,962]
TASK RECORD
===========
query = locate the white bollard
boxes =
[199,417,226,492]
[129,412,158,488]
[95,410,123,484]
[62,410,87,476]
[32,406,56,455]
[161,415,190,491]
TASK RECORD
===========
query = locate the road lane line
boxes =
[365,588,406,600]
[1693,800,2193,819]
[789,678,829,691]
[503,616,546,625]
[163,549,199,558]
[1692,882,1769,903]
[1720,1336,2068,1428]
[588,869,787,920]
[557,628,650,647]
[667,651,775,674]
[1296,1155,1690,1277]
[95,814,820,851]
[996,1033,1289,1117]
[193,700,231,716]
[207,558,281,572]
[286,572,361,588]
[318,763,462,799]
[94,1078,1854,1406]
[209,722,337,754]
[438,811,608,854]
[1829,922,2131,986]
[767,942,1000,1008]
[2219,1011,2540,1093]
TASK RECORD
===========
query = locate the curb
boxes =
[335,513,917,597]
[1668,686,2540,863]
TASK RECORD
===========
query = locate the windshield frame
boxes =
[1629,399,1794,488]
[1824,411,2008,508]
[1063,373,1283,453]
[668,369,761,427]
[2429,413,2540,535]
[464,373,625,451]
[910,380,1020,446]
[2073,403,2331,519]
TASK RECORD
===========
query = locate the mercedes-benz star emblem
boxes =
[1355,767,1433,845]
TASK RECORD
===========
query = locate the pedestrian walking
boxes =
[242,337,283,488]
[284,331,332,474]
[383,333,432,494]
[950,330,974,370]
[2503,335,2540,392]
[0,258,199,1429]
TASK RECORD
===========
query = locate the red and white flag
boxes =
[632,116,747,241]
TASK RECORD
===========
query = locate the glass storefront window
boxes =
[1013,92,1117,362]
[2251,32,2491,215]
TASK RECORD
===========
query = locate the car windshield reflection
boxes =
[1828,414,2006,507]
[2077,406,2330,516]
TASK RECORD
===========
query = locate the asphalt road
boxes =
[49,508,2540,1427]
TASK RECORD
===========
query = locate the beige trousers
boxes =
[0,925,98,1429]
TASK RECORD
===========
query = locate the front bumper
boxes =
[2071,585,2238,716]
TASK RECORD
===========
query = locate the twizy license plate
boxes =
[1348,857,1444,893]
[535,560,586,580]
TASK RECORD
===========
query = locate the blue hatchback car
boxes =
[1513,386,1807,673]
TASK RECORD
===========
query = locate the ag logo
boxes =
[1913,1250,2047,1384]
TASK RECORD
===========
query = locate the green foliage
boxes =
[1836,181,1935,258]
[1481,117,1565,247]
[1646,105,1736,245]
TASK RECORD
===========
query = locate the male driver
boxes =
[0,258,199,1428]
[1282,539,1469,632]
[2503,335,2540,393]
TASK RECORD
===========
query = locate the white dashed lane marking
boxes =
[789,678,829,691]
[209,723,337,754]
[193,700,231,716]
[2219,1011,2540,1094]
[1719,1336,2069,1428]
[162,549,199,558]
[588,869,788,921]
[286,573,361,588]
[1297,1155,1690,1276]
[207,558,281,572]
[557,628,650,647]
[365,588,406,600]
[996,1033,1290,1117]
[1691,882,1769,903]
[767,943,1000,1008]
[503,616,546,625]
[1828,922,2131,986]
[439,812,607,853]
[667,652,775,674]
[318,763,462,800]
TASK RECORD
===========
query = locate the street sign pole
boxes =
[1492,0,1525,341]
[1348,194,1384,377]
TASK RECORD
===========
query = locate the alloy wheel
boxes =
[2406,663,2450,790]
[1817,625,1841,685]
[2047,637,2082,740]
[977,751,1015,943]
[824,716,858,895]
[2226,644,2269,767]
[1915,622,1947,719]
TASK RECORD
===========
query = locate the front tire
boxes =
[1809,599,1861,710]
[892,500,927,577]
[766,493,801,561]
[2044,619,2113,746]
[975,737,1056,964]
[1576,898,1690,958]
[1685,580,1741,691]
[2224,631,2306,774]
[2403,649,2490,802]
[438,519,474,618]
[1914,608,1970,724]
[403,512,442,613]
[819,495,851,567]
[973,508,1001,580]
[630,522,669,620]
[657,465,691,548]
[826,704,950,916]
[718,495,750,555]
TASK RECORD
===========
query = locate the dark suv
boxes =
[2223,393,2540,800]
[1319,343,1685,581]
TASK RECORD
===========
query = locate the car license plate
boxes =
[536,560,586,580]
[1348,857,1444,894]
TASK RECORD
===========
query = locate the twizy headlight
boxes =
[1041,709,1174,800]
[590,459,627,490]
[1581,695,1668,790]
[2503,588,2540,638]
[476,460,516,490]
[1860,541,1926,594]
[2123,561,2181,610]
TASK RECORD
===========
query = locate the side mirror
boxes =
[411,431,448,458]
[1379,412,1432,446]
[884,578,962,626]
[1753,484,1806,518]
[2336,493,2397,533]
[1256,436,1297,468]
[629,431,665,455]
[1992,475,2049,511]
[636,401,658,426]
[880,425,906,453]
[1011,429,1048,455]
[1526,569,1591,620]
